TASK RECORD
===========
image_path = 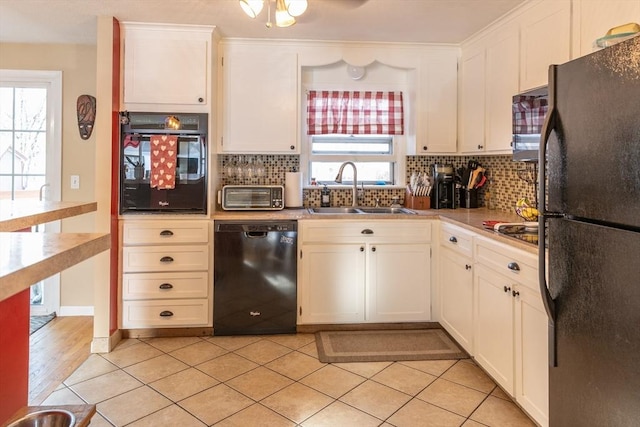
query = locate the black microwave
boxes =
[119,112,208,214]
[512,86,548,162]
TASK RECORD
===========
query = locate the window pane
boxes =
[310,161,393,184]
[0,131,12,173]
[15,88,47,131]
[311,135,392,155]
[0,87,14,129]
[15,131,46,174]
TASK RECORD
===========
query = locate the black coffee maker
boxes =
[431,164,456,209]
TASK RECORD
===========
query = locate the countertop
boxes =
[0,200,98,232]
[0,200,109,302]
[211,207,537,254]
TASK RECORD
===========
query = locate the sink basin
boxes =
[308,207,416,215]
[308,207,363,214]
[7,409,76,427]
[357,207,416,214]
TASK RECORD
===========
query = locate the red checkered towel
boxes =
[150,135,178,189]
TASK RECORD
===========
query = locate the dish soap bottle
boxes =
[321,184,331,207]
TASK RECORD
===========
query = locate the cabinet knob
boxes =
[360,246,365,252]
[160,230,174,236]
[507,262,520,271]
[159,283,173,290]
[449,236,457,243]
[477,144,484,149]
[503,285,511,293]
[159,310,174,317]
[198,97,204,103]
[290,145,295,150]
[512,290,520,297]
[422,146,428,151]
[160,256,174,263]
[465,264,472,270]
[361,229,374,235]
[372,246,376,252]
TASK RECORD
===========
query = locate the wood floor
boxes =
[28,316,93,405]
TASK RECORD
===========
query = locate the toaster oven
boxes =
[220,185,284,210]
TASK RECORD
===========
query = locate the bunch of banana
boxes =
[515,198,540,221]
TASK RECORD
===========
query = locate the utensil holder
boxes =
[404,188,431,210]
[459,188,478,208]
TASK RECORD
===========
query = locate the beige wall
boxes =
[0,42,98,308]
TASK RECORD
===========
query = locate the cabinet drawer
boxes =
[122,245,209,272]
[475,237,538,289]
[122,272,209,300]
[440,222,474,257]
[123,220,209,245]
[122,299,209,328]
[301,220,431,243]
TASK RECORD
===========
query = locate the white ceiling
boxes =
[0,0,526,45]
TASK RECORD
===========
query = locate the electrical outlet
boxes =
[70,175,80,189]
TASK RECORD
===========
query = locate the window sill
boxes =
[304,184,406,190]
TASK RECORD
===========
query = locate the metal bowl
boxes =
[6,409,76,427]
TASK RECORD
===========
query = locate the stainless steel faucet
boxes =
[335,161,358,207]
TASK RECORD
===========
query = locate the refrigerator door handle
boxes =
[539,65,559,367]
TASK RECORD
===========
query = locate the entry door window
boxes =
[0,70,62,315]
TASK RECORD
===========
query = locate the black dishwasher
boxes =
[213,220,297,335]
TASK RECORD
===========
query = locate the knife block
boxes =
[404,188,431,210]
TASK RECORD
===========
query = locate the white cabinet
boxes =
[120,219,212,329]
[298,220,431,324]
[219,41,298,153]
[122,23,214,111]
[438,223,474,353]
[460,23,519,154]
[473,236,548,427]
[414,50,459,154]
[572,0,640,57]
[519,0,571,90]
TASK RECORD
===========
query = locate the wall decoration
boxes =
[76,94,96,140]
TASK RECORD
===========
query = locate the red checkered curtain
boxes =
[306,91,404,135]
[513,95,548,134]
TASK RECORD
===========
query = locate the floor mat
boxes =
[30,312,56,335]
[315,328,468,363]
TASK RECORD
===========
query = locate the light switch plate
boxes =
[70,175,80,189]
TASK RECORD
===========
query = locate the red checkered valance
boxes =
[306,91,404,135]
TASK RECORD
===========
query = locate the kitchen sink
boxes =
[357,207,416,214]
[308,207,415,215]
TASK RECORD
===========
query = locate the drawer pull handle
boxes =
[507,262,520,271]
[160,256,174,263]
[160,230,174,236]
[159,310,174,317]
[512,290,520,297]
[159,283,173,290]
[504,285,511,293]
[361,229,374,235]
[449,236,457,243]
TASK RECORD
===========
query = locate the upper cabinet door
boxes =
[415,49,459,154]
[519,0,571,91]
[220,43,298,153]
[459,49,486,153]
[122,23,213,110]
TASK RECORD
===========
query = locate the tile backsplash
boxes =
[217,154,538,212]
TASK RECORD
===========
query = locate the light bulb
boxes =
[275,0,296,27]
[239,0,264,18]
[284,0,307,17]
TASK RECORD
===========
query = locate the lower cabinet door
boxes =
[439,248,474,352]
[122,299,209,328]
[367,242,431,322]
[474,264,514,394]
[298,243,365,324]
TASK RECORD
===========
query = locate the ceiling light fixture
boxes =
[239,0,308,28]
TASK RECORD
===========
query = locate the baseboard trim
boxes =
[91,329,122,353]
[59,305,94,316]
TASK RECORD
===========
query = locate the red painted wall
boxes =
[0,290,30,423]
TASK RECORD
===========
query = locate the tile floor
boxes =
[42,333,537,426]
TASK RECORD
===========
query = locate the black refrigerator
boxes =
[539,36,640,426]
